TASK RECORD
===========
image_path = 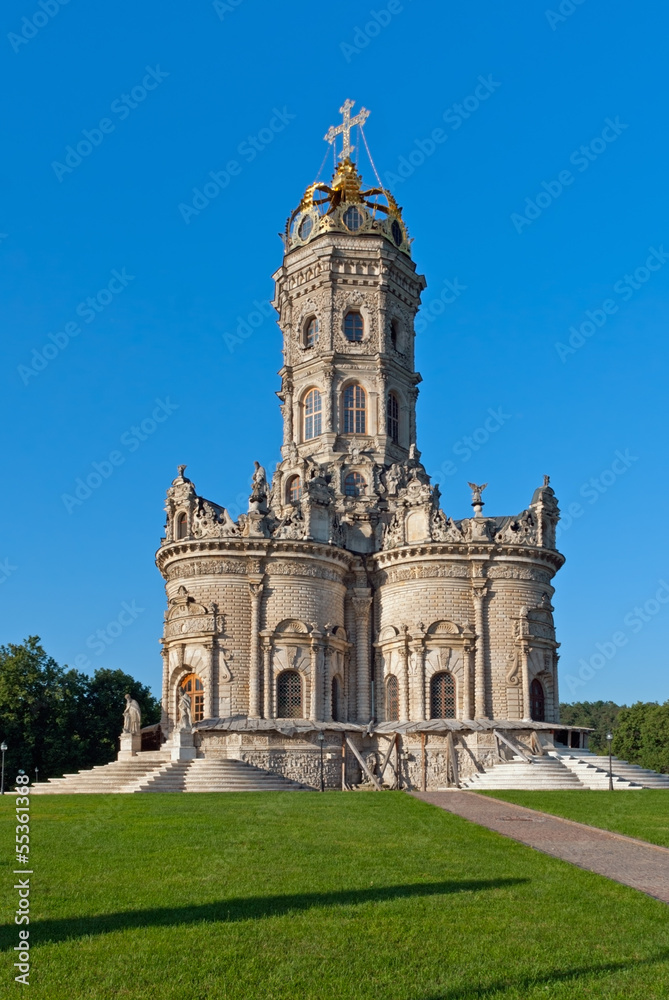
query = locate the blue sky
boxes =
[1,0,667,705]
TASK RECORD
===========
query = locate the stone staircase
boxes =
[462,754,586,791]
[33,754,310,794]
[552,747,669,789]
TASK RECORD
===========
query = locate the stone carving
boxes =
[494,511,537,546]
[505,652,520,686]
[177,690,193,732]
[252,461,268,500]
[274,507,306,540]
[122,694,141,734]
[430,509,464,543]
[192,498,240,539]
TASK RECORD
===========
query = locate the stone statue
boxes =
[251,461,267,498]
[178,689,193,732]
[122,694,142,735]
[468,482,488,505]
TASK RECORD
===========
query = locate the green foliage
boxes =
[0,637,160,779]
[559,700,623,753]
[612,701,669,774]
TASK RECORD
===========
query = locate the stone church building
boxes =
[155,103,578,790]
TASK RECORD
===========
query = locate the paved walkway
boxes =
[412,790,669,904]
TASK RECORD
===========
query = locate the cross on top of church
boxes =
[324,99,370,161]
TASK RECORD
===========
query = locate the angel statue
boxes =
[468,482,488,505]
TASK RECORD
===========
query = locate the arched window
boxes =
[430,671,456,719]
[287,475,302,503]
[343,206,364,231]
[386,393,399,443]
[344,472,366,497]
[176,512,188,539]
[390,318,400,350]
[530,679,545,722]
[343,383,366,433]
[305,317,319,348]
[180,673,204,723]
[304,388,322,440]
[331,676,342,722]
[386,675,399,721]
[277,670,302,719]
[344,311,364,342]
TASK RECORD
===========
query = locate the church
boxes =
[155,101,580,790]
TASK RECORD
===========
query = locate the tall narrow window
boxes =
[386,393,399,443]
[530,679,545,722]
[277,670,302,718]
[180,673,204,723]
[343,383,366,433]
[430,672,456,719]
[344,472,365,497]
[176,512,188,539]
[386,675,399,722]
[304,388,322,440]
[305,317,319,348]
[287,475,302,503]
[344,311,364,342]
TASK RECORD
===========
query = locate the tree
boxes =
[0,637,161,780]
[559,700,624,754]
[612,702,669,774]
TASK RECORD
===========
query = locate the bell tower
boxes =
[270,101,427,548]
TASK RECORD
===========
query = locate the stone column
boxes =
[282,377,294,448]
[409,634,426,721]
[323,366,335,433]
[552,652,560,721]
[248,579,264,719]
[472,584,488,718]
[261,632,273,719]
[309,630,324,721]
[204,641,215,719]
[352,594,372,721]
[160,645,170,735]
[323,646,333,721]
[397,640,409,721]
[462,640,474,719]
[521,642,531,721]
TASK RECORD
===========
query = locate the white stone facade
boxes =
[155,150,568,789]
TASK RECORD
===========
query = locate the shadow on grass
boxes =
[418,948,669,999]
[0,878,525,951]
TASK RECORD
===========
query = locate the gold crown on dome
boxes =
[284,99,411,255]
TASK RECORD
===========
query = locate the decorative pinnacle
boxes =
[468,482,488,517]
[324,99,370,161]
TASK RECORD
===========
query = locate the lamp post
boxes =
[318,731,325,792]
[34,767,39,785]
[0,742,7,795]
[606,732,613,791]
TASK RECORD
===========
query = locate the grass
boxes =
[479,789,669,849]
[1,792,669,999]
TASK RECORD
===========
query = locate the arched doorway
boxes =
[430,671,456,719]
[277,670,302,718]
[530,679,545,722]
[180,673,204,723]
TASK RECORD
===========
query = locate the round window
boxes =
[298,215,313,240]
[343,206,364,231]
[391,219,403,246]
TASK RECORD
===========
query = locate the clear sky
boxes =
[1,0,667,705]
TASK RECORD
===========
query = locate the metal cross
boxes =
[324,99,370,161]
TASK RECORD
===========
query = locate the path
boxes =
[412,790,669,904]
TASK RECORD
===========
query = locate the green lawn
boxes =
[480,789,669,849]
[2,793,669,1000]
